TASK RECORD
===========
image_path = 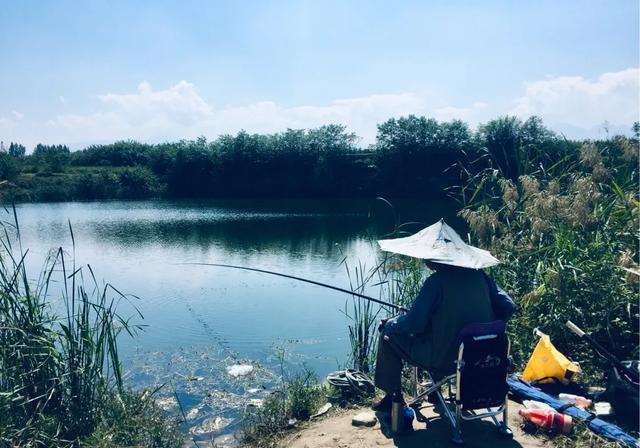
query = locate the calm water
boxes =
[15,198,460,440]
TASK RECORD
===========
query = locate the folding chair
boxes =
[408,320,512,444]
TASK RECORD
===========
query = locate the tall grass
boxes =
[342,245,426,374]
[241,348,328,447]
[0,209,180,446]
[456,135,639,381]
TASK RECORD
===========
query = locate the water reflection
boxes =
[90,215,372,256]
[14,198,461,442]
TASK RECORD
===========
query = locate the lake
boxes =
[15,198,461,440]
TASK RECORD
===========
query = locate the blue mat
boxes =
[508,376,638,448]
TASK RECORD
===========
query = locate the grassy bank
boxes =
[342,132,638,382]
[458,136,639,381]
[0,212,181,447]
[318,133,638,446]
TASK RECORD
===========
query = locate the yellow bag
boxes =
[522,330,581,384]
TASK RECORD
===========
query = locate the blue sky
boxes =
[0,0,638,148]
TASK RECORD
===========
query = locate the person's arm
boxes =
[382,273,441,337]
[483,273,516,321]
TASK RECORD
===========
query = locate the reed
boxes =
[456,135,639,382]
[241,348,328,447]
[341,244,426,374]
[0,208,179,446]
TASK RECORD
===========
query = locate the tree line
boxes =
[0,116,636,202]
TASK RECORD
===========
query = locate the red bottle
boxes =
[518,408,573,434]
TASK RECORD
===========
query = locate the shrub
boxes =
[241,352,328,446]
[119,166,162,199]
[458,136,639,381]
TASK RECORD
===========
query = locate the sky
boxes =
[0,0,638,149]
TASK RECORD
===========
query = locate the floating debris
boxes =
[187,376,205,382]
[185,407,200,420]
[247,398,264,407]
[156,396,178,411]
[227,364,254,377]
[191,416,233,435]
[205,390,246,410]
[213,433,240,447]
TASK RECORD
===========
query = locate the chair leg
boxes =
[488,400,513,437]
[433,389,462,445]
[449,403,463,445]
[499,398,513,437]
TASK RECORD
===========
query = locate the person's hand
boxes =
[378,318,389,333]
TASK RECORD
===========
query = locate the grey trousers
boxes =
[374,334,414,395]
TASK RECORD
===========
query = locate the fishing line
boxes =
[178,262,409,313]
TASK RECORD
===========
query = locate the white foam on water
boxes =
[226,364,254,377]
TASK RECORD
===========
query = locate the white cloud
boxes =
[20,68,640,148]
[433,102,488,123]
[48,83,430,145]
[0,111,24,137]
[59,96,66,104]
[510,68,639,130]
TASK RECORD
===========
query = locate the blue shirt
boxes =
[384,271,516,336]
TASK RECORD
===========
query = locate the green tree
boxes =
[375,116,474,196]
[0,153,19,181]
[8,142,26,159]
[476,116,522,180]
[32,144,70,172]
[118,167,161,199]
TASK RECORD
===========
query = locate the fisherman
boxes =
[372,219,516,412]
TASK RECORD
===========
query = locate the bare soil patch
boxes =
[280,400,546,448]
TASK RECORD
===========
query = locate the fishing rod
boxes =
[566,321,639,384]
[180,262,409,313]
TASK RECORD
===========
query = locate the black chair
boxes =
[408,320,512,444]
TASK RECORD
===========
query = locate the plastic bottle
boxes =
[518,408,573,434]
[522,400,554,412]
[558,393,592,408]
[390,391,404,433]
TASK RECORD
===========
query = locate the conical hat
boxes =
[377,219,500,269]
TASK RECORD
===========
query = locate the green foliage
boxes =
[32,143,70,172]
[72,140,153,166]
[286,370,328,421]
[118,166,162,198]
[75,170,121,199]
[343,259,382,374]
[342,237,426,374]
[375,116,476,196]
[458,135,639,381]
[86,388,183,448]
[0,212,180,447]
[4,116,636,202]
[8,142,26,159]
[0,152,20,181]
[241,355,328,447]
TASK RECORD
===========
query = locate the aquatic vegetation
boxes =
[241,348,329,447]
[341,218,427,375]
[0,211,181,447]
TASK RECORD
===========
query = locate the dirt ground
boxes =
[279,400,546,448]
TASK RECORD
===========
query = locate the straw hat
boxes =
[377,219,500,269]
